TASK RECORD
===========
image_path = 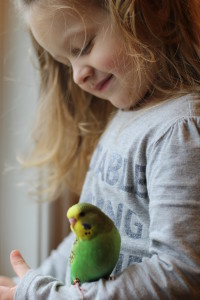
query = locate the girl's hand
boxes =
[0,276,15,287]
[0,250,30,300]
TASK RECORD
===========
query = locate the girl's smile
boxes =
[93,74,114,92]
[27,2,150,110]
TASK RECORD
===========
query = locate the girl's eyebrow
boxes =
[52,30,86,62]
[54,25,94,60]
[63,25,94,53]
[61,30,86,54]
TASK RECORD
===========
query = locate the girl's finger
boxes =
[0,286,16,300]
[10,250,30,280]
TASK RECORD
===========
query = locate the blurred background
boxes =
[0,1,69,276]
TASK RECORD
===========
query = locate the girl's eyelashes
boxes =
[80,38,94,55]
[71,37,95,57]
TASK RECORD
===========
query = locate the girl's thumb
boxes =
[10,250,30,280]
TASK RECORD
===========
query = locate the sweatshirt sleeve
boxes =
[14,117,200,299]
[12,229,74,286]
[35,232,74,282]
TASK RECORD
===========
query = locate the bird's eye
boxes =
[79,212,85,217]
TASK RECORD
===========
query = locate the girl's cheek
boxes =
[96,51,126,74]
[94,53,115,71]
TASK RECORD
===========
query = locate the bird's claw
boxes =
[73,278,81,285]
[73,278,85,299]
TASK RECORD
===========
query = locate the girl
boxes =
[1,0,200,298]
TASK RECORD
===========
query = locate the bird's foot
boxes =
[104,275,116,281]
[73,278,85,300]
[73,278,81,285]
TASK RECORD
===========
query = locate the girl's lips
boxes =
[94,74,113,91]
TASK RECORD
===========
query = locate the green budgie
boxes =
[67,202,121,285]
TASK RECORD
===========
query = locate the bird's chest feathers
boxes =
[71,232,112,267]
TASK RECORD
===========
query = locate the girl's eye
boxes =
[80,38,93,55]
[71,38,94,57]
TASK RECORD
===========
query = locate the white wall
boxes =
[0,1,50,276]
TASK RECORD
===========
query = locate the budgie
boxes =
[67,202,121,285]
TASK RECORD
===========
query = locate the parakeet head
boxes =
[67,203,114,241]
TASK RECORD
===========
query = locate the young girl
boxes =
[1,0,200,298]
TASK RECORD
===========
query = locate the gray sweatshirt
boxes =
[14,94,200,299]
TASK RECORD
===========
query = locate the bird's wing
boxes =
[70,238,78,265]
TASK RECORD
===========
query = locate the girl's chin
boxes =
[107,98,134,110]
[92,93,135,110]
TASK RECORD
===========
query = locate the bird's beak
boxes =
[68,217,77,228]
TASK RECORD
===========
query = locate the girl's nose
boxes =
[72,64,94,85]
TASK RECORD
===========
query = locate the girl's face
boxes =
[27,1,151,110]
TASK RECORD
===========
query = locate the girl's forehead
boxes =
[25,0,101,18]
[26,0,108,57]
[26,0,105,28]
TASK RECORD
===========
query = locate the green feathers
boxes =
[67,202,121,284]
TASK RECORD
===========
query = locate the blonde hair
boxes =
[15,0,200,199]
[109,0,200,97]
[21,32,115,199]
